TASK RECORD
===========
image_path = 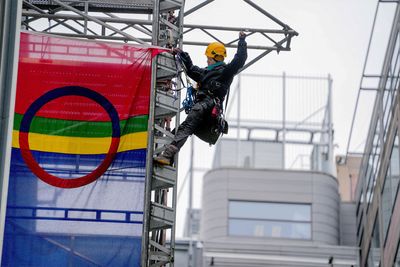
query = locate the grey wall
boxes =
[201,168,340,245]
[174,238,359,267]
[201,241,359,267]
[174,240,203,267]
[340,202,357,246]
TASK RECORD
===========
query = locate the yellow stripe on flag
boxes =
[12,130,147,154]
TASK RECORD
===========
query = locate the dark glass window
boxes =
[228,201,311,239]
[382,132,399,242]
[367,216,380,267]
[394,236,400,266]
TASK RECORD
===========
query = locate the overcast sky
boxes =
[175,0,386,237]
[184,0,380,154]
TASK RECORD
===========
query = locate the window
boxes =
[382,132,399,242]
[228,201,311,239]
[394,237,400,267]
[367,217,381,267]
[371,217,381,267]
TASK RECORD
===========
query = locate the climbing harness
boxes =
[182,85,195,114]
[211,98,227,134]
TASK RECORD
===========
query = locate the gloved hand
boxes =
[239,31,246,40]
[171,47,182,55]
[178,51,192,66]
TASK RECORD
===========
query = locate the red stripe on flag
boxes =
[15,32,164,121]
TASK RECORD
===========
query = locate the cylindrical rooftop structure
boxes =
[201,168,340,245]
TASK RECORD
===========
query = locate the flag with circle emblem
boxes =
[2,31,164,267]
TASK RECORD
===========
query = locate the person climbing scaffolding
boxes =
[154,31,248,166]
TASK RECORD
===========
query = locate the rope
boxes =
[174,52,195,113]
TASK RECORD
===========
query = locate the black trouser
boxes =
[171,95,215,150]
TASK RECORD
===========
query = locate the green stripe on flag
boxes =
[14,113,148,137]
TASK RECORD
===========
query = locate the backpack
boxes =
[194,98,228,145]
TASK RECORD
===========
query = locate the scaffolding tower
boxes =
[1,0,298,266]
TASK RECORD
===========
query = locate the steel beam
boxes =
[22,11,153,25]
[244,0,290,29]
[21,2,297,58]
[184,23,297,35]
[184,0,214,17]
[51,0,147,44]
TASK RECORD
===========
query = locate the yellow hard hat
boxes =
[205,42,227,61]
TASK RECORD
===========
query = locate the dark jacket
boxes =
[179,38,247,101]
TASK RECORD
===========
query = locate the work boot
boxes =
[154,144,178,166]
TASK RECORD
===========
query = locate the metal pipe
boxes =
[152,0,160,46]
[71,19,102,36]
[22,11,153,25]
[184,23,297,35]
[228,124,329,133]
[236,74,241,166]
[0,0,22,263]
[226,32,256,46]
[170,3,185,265]
[230,118,326,127]
[188,137,194,267]
[105,12,153,36]
[157,41,289,51]
[50,0,147,44]
[243,0,293,31]
[328,74,333,175]
[229,138,330,147]
[238,33,292,73]
[22,2,86,34]
[241,73,330,80]
[345,1,380,158]
[184,0,215,17]
[84,1,88,35]
[21,12,296,36]
[37,32,152,42]
[141,56,158,267]
[226,82,239,118]
[282,72,286,169]
[199,28,224,44]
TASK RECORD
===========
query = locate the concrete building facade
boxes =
[199,167,358,267]
[176,137,360,266]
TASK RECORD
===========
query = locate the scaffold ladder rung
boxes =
[150,202,174,230]
[152,165,176,190]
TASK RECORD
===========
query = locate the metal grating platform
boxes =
[26,0,154,13]
[25,0,184,13]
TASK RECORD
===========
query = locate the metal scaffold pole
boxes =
[144,1,185,265]
[0,0,22,264]
[282,71,286,169]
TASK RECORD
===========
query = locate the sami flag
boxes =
[2,32,162,266]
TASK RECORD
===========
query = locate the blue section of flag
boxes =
[9,148,146,181]
[3,220,141,267]
[2,148,146,266]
